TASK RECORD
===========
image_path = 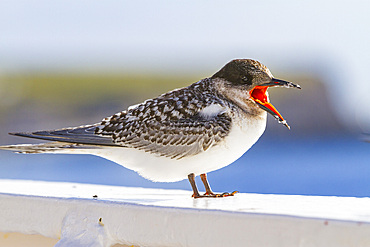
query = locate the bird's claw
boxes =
[230,190,238,196]
[192,191,238,198]
[204,191,215,196]
[219,191,238,197]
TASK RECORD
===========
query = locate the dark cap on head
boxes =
[212,59,273,86]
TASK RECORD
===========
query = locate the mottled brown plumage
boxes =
[95,78,232,159]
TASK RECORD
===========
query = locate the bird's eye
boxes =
[241,76,252,85]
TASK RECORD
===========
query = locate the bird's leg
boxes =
[200,173,238,197]
[188,173,238,198]
[200,173,216,196]
[188,173,201,198]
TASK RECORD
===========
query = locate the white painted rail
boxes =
[1,179,370,247]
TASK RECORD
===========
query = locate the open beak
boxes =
[249,78,301,129]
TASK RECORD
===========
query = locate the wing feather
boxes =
[94,80,233,159]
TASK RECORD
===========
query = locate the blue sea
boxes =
[1,135,369,197]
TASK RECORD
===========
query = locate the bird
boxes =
[0,59,301,198]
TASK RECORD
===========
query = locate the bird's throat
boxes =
[249,86,286,124]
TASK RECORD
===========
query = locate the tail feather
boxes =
[1,124,120,154]
[9,124,118,147]
[0,142,98,154]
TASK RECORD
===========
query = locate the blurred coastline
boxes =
[0,71,349,145]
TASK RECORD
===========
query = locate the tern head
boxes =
[212,59,301,129]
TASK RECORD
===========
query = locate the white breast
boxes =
[84,111,267,182]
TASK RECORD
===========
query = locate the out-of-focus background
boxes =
[0,1,369,197]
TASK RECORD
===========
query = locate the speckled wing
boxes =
[95,81,232,159]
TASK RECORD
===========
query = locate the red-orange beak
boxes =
[249,78,301,129]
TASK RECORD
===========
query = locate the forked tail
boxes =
[0,142,97,154]
[1,124,118,154]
